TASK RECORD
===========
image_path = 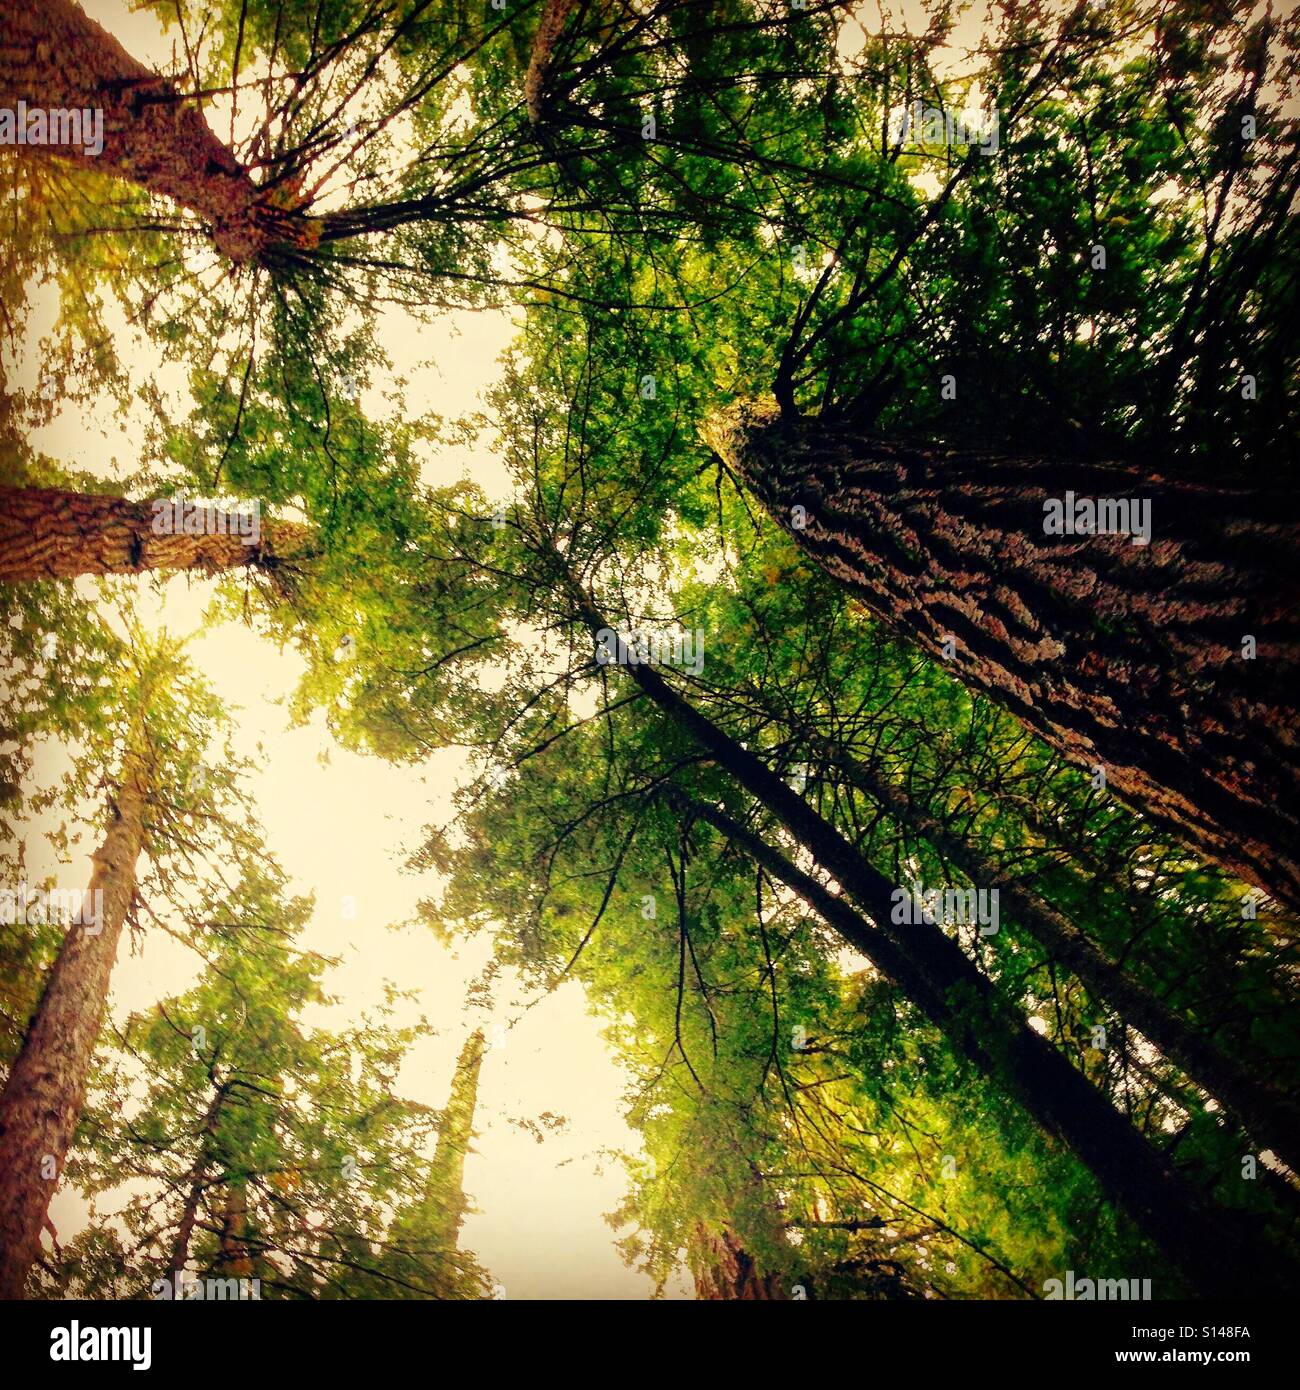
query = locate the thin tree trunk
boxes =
[524,0,578,124]
[165,1084,228,1288]
[707,402,1300,913]
[676,788,1291,1298]
[814,732,1300,1173]
[424,1028,485,1253]
[0,0,296,262]
[0,485,310,583]
[0,737,152,1298]
[216,1182,253,1278]
[553,553,1295,1294]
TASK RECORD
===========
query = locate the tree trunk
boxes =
[0,0,296,262]
[424,1028,485,1254]
[707,402,1300,913]
[0,485,310,584]
[216,1182,253,1278]
[0,737,152,1298]
[691,1227,784,1300]
[554,553,1294,1294]
[165,1084,228,1288]
[524,0,578,125]
[815,732,1300,1174]
[676,789,1292,1298]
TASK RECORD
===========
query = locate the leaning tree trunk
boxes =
[0,0,303,262]
[0,485,310,584]
[423,1028,485,1254]
[706,402,1300,914]
[0,736,152,1299]
[676,788,1295,1299]
[552,556,1297,1295]
[524,0,578,124]
[815,733,1300,1174]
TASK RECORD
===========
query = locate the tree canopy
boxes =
[0,0,1297,1307]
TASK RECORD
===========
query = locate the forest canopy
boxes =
[0,0,1297,1310]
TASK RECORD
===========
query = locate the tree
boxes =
[421,1028,484,1256]
[0,484,311,583]
[692,0,1300,908]
[343,1028,489,1299]
[0,650,160,1298]
[0,0,284,263]
[41,922,490,1300]
[691,1230,784,1301]
[707,404,1300,913]
[0,625,363,1297]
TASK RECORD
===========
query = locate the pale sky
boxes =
[6,0,693,1300]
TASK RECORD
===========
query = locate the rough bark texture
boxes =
[556,555,1294,1294]
[820,735,1300,1173]
[0,0,302,262]
[707,402,1300,913]
[0,739,152,1299]
[692,1228,784,1300]
[0,485,311,584]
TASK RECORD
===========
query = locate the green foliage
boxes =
[4,0,1298,1299]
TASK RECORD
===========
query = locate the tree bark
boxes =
[691,1227,784,1300]
[0,736,152,1299]
[524,0,578,125]
[216,1182,253,1278]
[0,0,299,262]
[707,402,1300,913]
[814,732,1300,1174]
[553,551,1294,1294]
[0,485,310,584]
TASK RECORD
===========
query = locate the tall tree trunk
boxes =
[553,553,1295,1294]
[0,485,310,584]
[524,0,578,125]
[0,736,152,1298]
[707,402,1300,913]
[0,0,298,262]
[424,1028,485,1254]
[675,788,1292,1298]
[811,731,1300,1173]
